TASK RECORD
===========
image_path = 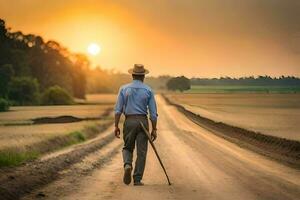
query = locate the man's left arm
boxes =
[148,90,158,141]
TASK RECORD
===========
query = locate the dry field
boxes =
[0,105,113,125]
[0,94,116,167]
[0,120,108,151]
[166,93,300,141]
[84,94,117,104]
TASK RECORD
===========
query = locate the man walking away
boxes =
[114,64,158,186]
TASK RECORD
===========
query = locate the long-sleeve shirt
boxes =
[115,80,158,121]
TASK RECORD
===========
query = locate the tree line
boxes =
[191,76,300,86]
[0,18,86,108]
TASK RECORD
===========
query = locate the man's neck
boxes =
[133,79,143,83]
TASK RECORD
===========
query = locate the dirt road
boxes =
[23,95,300,200]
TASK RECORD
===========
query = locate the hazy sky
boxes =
[0,0,299,77]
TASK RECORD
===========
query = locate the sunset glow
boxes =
[0,0,299,77]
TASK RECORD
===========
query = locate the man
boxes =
[114,64,158,186]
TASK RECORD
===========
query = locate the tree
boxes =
[166,76,191,92]
[0,64,14,97]
[0,19,10,66]
[71,54,88,98]
[41,85,73,105]
[8,77,39,105]
[0,98,10,112]
[0,19,7,42]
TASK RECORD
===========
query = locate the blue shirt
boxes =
[115,80,158,121]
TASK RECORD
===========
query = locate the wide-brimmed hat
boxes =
[128,64,149,75]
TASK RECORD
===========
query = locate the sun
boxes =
[87,43,101,56]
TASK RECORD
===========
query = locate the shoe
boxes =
[123,164,132,185]
[133,181,144,186]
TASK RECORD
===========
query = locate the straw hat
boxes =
[128,64,149,75]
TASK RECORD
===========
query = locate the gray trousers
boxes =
[122,117,149,182]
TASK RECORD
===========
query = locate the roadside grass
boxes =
[0,150,40,167]
[0,121,112,167]
[67,131,86,145]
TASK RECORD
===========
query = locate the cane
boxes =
[139,121,172,185]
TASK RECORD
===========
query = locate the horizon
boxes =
[0,0,299,77]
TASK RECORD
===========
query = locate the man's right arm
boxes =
[114,113,121,138]
[114,88,124,138]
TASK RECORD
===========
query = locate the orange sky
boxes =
[0,0,299,77]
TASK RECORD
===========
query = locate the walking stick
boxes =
[139,121,172,185]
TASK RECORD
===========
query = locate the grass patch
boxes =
[66,131,86,145]
[0,150,40,167]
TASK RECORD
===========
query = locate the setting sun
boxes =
[87,43,101,56]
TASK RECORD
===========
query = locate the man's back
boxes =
[115,80,157,121]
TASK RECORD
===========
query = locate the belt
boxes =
[125,114,147,119]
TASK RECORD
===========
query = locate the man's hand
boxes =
[151,129,157,142]
[114,126,120,138]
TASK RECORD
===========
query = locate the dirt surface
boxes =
[2,95,300,200]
